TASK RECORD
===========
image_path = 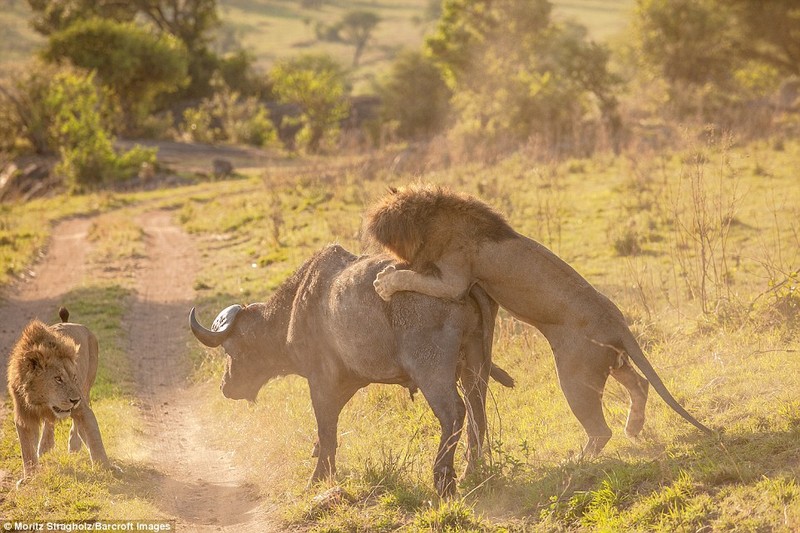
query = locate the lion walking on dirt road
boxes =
[7,308,111,483]
[367,185,712,455]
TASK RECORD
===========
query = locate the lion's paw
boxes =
[373,265,397,301]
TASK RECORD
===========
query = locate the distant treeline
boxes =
[2,0,799,188]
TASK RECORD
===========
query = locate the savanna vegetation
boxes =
[1,0,799,530]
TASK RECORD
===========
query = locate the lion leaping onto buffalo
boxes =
[367,184,713,456]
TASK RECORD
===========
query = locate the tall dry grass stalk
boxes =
[667,129,742,316]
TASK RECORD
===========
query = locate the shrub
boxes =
[45,69,156,190]
[0,63,61,154]
[181,76,277,147]
[270,54,349,153]
[44,17,189,132]
[426,0,619,157]
[378,50,451,140]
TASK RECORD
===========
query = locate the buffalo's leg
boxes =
[552,338,613,457]
[610,360,649,438]
[420,383,466,498]
[70,405,110,467]
[16,422,40,480]
[38,420,55,457]
[459,335,491,475]
[309,383,359,483]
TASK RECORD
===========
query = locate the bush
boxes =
[426,0,619,157]
[0,63,62,154]
[270,54,349,153]
[631,0,794,125]
[378,50,451,140]
[181,76,277,147]
[44,17,189,132]
[45,69,156,191]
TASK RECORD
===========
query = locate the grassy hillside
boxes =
[180,136,798,529]
[0,0,634,86]
[1,137,796,528]
[0,0,44,70]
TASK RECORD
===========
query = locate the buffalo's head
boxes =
[189,305,278,402]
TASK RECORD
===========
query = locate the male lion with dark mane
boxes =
[367,185,712,455]
[7,308,111,483]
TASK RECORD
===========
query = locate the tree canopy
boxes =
[44,18,189,130]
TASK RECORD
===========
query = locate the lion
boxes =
[367,185,712,455]
[7,307,111,483]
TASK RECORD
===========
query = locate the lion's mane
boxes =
[366,185,515,271]
[7,320,79,426]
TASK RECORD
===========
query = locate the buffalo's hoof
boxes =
[434,466,456,499]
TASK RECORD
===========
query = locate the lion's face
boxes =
[8,320,83,421]
[25,356,82,419]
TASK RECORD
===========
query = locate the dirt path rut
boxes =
[1,210,274,530]
[0,217,93,396]
[126,210,272,531]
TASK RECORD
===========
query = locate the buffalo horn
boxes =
[189,304,243,347]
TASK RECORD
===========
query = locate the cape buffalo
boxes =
[189,244,513,497]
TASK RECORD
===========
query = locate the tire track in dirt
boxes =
[0,217,92,487]
[126,210,276,532]
[0,217,93,398]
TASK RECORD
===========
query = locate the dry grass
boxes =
[0,132,796,528]
[181,135,799,530]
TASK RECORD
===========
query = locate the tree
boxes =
[633,0,799,119]
[270,54,349,153]
[338,10,380,67]
[29,0,221,99]
[43,18,189,131]
[425,0,619,154]
[379,50,451,139]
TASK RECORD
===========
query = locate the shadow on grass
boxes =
[463,425,800,524]
[108,461,261,526]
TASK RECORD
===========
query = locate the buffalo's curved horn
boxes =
[189,304,244,347]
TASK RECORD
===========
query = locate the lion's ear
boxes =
[24,350,44,372]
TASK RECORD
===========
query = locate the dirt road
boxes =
[0,217,93,396]
[1,210,276,531]
[127,211,274,531]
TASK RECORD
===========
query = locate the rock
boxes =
[212,158,234,178]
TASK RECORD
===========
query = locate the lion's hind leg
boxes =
[609,360,649,438]
[552,340,613,457]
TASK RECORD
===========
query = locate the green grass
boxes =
[0,133,797,528]
[178,136,799,530]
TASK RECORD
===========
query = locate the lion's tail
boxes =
[58,307,70,323]
[621,334,713,435]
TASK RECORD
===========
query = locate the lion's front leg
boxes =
[373,265,470,302]
[38,419,56,457]
[71,405,110,468]
[16,421,40,482]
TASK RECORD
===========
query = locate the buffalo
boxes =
[189,244,513,496]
